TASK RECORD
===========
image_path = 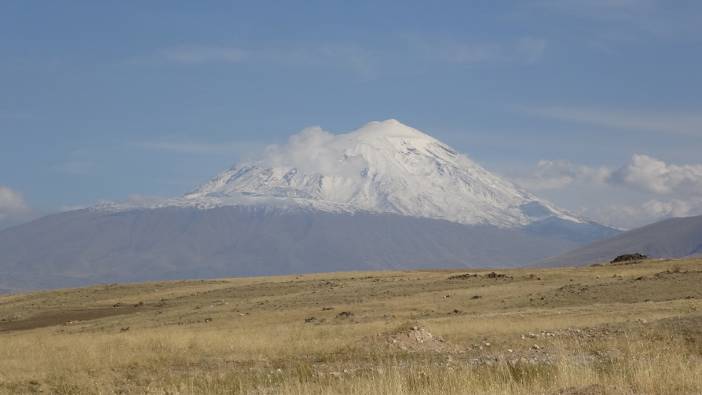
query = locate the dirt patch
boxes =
[554,384,605,395]
[0,306,140,332]
[448,272,512,280]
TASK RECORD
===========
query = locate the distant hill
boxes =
[0,206,603,292]
[540,215,702,266]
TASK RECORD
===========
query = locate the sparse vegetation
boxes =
[1,258,701,394]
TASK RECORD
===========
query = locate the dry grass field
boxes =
[1,257,701,394]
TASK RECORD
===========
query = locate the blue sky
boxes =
[1,0,702,229]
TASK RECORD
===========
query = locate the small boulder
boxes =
[336,311,354,319]
[610,253,648,264]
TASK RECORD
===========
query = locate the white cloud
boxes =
[523,106,702,136]
[586,198,702,229]
[0,186,28,215]
[0,185,30,224]
[609,154,702,195]
[518,154,702,195]
[514,154,702,228]
[513,159,610,190]
[261,126,368,178]
[641,198,702,218]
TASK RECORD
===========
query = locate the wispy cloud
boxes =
[516,37,547,64]
[530,0,701,47]
[150,44,377,78]
[534,0,657,15]
[414,36,548,65]
[0,185,32,229]
[512,159,610,190]
[586,198,702,229]
[158,46,248,64]
[0,185,29,218]
[53,160,94,175]
[135,139,265,156]
[522,106,702,136]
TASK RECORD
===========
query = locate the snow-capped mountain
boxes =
[110,119,582,228]
[0,120,618,291]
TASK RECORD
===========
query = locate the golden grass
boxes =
[1,258,701,394]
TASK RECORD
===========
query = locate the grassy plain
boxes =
[1,257,701,394]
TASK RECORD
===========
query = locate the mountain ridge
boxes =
[540,214,702,266]
[0,120,618,291]
[104,119,585,228]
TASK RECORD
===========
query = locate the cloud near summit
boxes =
[260,126,368,179]
[0,186,31,228]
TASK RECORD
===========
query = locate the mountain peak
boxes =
[180,120,583,227]
[354,119,435,141]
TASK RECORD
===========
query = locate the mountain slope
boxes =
[120,120,584,228]
[0,120,618,291]
[541,215,702,266]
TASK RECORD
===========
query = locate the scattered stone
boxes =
[120,327,130,332]
[134,301,144,308]
[555,384,605,395]
[448,273,478,280]
[204,318,212,323]
[336,311,353,319]
[449,272,512,280]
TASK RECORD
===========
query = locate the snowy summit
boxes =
[166,119,580,228]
